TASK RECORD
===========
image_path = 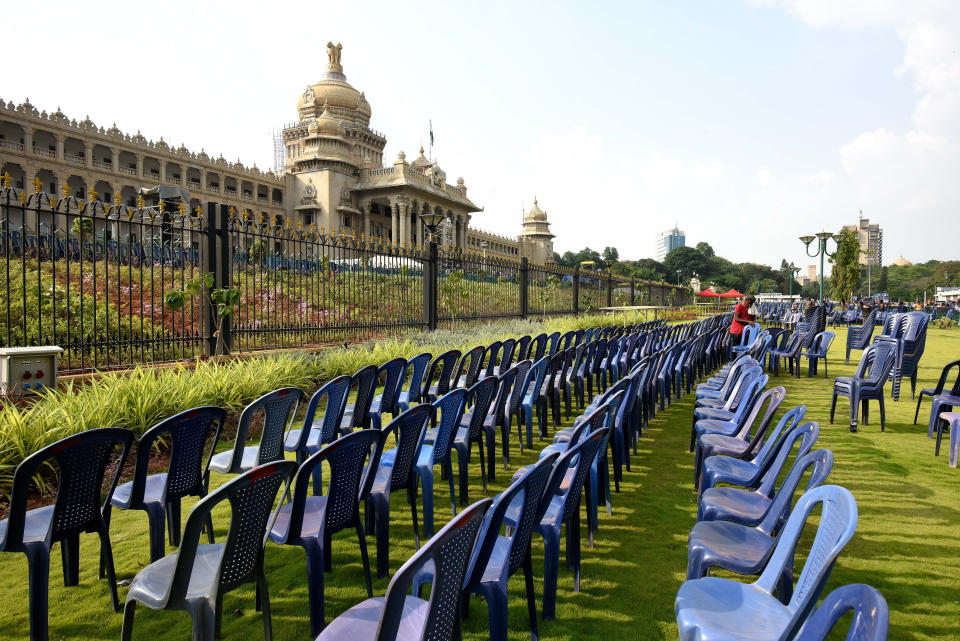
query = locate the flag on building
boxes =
[429,120,434,146]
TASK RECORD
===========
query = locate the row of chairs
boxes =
[679,351,889,640]
[0,316,691,641]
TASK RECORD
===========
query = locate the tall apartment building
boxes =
[656,225,685,261]
[843,213,883,267]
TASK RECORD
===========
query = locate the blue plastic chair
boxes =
[454,345,486,389]
[439,453,557,641]
[370,357,407,430]
[794,584,889,641]
[545,331,562,357]
[1,428,134,641]
[110,406,226,562]
[730,323,760,356]
[452,376,499,502]
[497,359,531,471]
[410,388,467,537]
[396,352,431,412]
[268,430,383,635]
[517,357,549,450]
[122,461,296,641]
[830,342,897,432]
[284,375,351,464]
[507,428,609,620]
[366,405,432,577]
[422,350,462,404]
[480,341,502,377]
[686,450,834,602]
[529,333,549,362]
[496,337,517,376]
[846,308,877,364]
[209,387,304,475]
[483,363,521,481]
[916,358,960,426]
[314,498,491,641]
[675,485,859,641]
[801,331,835,378]
[515,335,533,362]
[341,365,379,434]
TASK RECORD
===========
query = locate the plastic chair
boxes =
[415,388,467,537]
[370,357,408,430]
[483,364,520,481]
[0,428,134,641]
[507,429,609,620]
[846,309,877,364]
[453,345,485,390]
[422,350,462,404]
[121,461,297,641]
[452,376,499,503]
[916,359,960,425]
[528,333,549,362]
[209,387,304,475]
[366,405,433,578]
[517,357,549,450]
[730,323,760,356]
[341,365,379,434]
[793,584,889,641]
[499,359,532,470]
[110,406,226,563]
[314,498,491,641]
[514,335,532,362]
[396,352,431,412]
[480,341,502,378]
[284,375,351,464]
[675,485,859,641]
[830,342,897,432]
[800,331,835,378]
[495,337,517,376]
[687,450,834,602]
[268,430,383,635]
[938,412,960,466]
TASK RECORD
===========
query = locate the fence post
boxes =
[606,273,613,308]
[519,257,529,318]
[630,279,635,306]
[572,266,580,315]
[424,239,438,331]
[204,203,232,355]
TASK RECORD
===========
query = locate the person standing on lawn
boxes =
[728,295,756,359]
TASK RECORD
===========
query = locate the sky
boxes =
[4,0,958,268]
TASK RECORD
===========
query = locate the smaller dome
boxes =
[311,103,342,136]
[892,256,912,267]
[525,197,547,222]
[411,146,432,171]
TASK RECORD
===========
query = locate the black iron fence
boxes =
[0,185,690,373]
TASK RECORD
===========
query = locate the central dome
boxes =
[297,52,371,126]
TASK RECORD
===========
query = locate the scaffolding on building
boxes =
[272,128,285,174]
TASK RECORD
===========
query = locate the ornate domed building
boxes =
[519,198,555,264]
[282,43,481,248]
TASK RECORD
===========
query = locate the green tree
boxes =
[829,229,862,303]
[696,242,715,258]
[602,246,619,263]
[877,266,888,293]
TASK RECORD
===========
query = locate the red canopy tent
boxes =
[697,288,719,297]
[718,288,745,298]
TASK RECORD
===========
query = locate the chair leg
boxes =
[879,394,886,432]
[356,521,373,598]
[25,546,51,641]
[830,392,837,424]
[120,600,136,641]
[541,529,560,621]
[61,532,80,587]
[408,486,421,549]
[257,570,273,641]
[144,503,167,563]
[914,395,924,424]
[850,393,859,432]
[477,435,488,493]
[445,460,457,516]
[166,500,182,547]
[98,527,122,612]
[303,544,327,636]
[523,552,539,641]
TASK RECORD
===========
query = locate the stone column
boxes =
[54,135,63,161]
[112,149,120,175]
[23,126,33,155]
[84,142,93,168]
[391,202,399,243]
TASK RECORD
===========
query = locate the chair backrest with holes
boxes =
[231,387,303,470]
[400,352,432,405]
[301,375,352,450]
[430,389,467,463]
[346,366,379,430]
[383,405,432,493]
[377,358,408,417]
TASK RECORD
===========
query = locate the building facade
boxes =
[0,43,558,261]
[656,226,685,261]
[843,213,883,267]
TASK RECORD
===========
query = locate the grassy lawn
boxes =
[0,324,957,640]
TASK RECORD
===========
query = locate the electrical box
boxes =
[0,346,63,396]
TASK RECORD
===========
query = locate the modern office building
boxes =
[656,225,685,261]
[843,213,883,267]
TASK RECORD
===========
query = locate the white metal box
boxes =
[0,346,64,396]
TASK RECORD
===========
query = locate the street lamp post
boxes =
[800,231,843,305]
[421,210,444,331]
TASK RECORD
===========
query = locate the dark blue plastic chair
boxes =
[484,363,520,481]
[507,428,609,620]
[454,345,486,389]
[515,335,533,362]
[314,498,491,641]
[284,375,351,464]
[495,337,517,376]
[480,341,502,378]
[830,342,897,432]
[268,430,383,635]
[341,365,379,434]
[452,376,499,502]
[528,333,549,362]
[794,584,889,641]
[366,405,433,577]
[801,331,835,378]
[916,358,960,426]
[396,352,431,412]
[110,406,225,562]
[1,428,134,641]
[518,357,549,450]
[675,485,859,641]
[209,387,304,475]
[687,450,834,603]
[846,308,877,364]
[370,357,407,430]
[423,350,462,404]
[122,461,297,641]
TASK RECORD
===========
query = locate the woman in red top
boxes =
[728,295,756,358]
